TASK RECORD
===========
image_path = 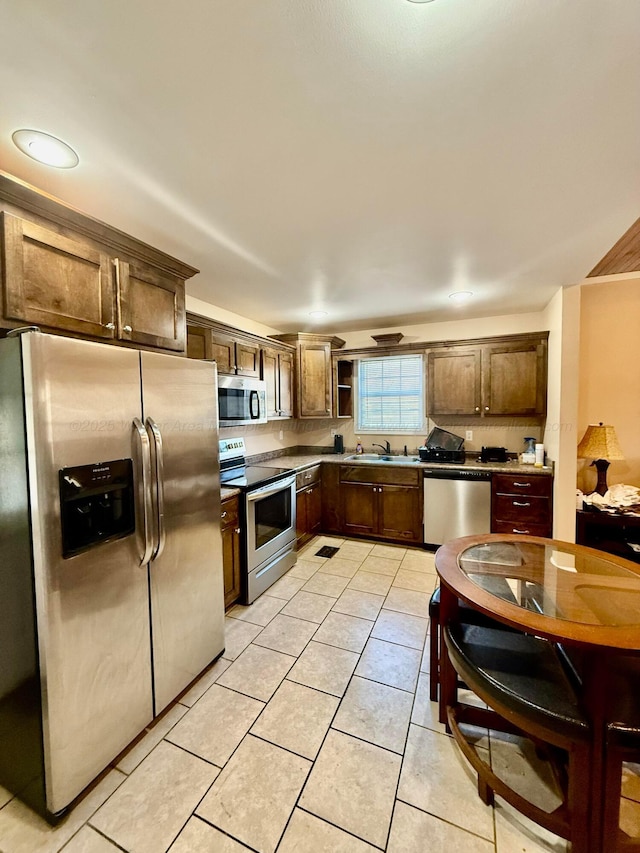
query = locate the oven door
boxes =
[245,475,296,573]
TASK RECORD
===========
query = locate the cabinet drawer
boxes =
[297,465,321,490]
[221,497,239,530]
[340,465,420,487]
[493,494,550,524]
[493,474,552,497]
[493,519,551,537]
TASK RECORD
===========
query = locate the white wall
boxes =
[338,311,549,350]
[186,295,280,338]
[542,285,581,542]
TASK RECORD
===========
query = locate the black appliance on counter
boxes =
[419,427,466,464]
[219,438,297,603]
[480,446,508,463]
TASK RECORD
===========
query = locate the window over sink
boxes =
[356,354,425,433]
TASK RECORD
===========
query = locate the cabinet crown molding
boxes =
[0,170,198,280]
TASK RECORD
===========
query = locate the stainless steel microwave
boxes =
[218,375,268,427]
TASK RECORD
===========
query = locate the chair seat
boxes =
[606,659,640,748]
[444,622,589,742]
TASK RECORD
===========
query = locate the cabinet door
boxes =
[278,351,294,418]
[221,524,242,608]
[308,483,322,538]
[299,341,332,418]
[262,347,294,419]
[341,482,377,537]
[210,334,236,374]
[186,325,213,360]
[482,341,547,416]
[321,464,341,534]
[378,485,422,543]
[117,259,186,352]
[296,487,309,548]
[221,497,241,609]
[3,213,116,338]
[261,347,280,418]
[236,342,260,377]
[427,347,482,416]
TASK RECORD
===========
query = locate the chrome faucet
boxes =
[372,441,391,455]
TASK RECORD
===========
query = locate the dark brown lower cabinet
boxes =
[491,473,553,537]
[296,466,322,548]
[340,465,422,544]
[221,495,241,609]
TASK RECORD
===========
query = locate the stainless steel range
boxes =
[220,438,297,603]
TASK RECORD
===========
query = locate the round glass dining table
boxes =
[435,534,640,853]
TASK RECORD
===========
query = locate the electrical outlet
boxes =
[279,430,284,440]
[465,430,473,441]
[330,428,337,436]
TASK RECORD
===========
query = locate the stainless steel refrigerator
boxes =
[0,331,224,819]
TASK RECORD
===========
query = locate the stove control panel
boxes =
[219,437,246,463]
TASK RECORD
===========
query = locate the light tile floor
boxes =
[2,535,640,852]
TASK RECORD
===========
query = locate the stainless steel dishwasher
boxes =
[423,468,492,546]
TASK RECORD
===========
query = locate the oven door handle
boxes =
[246,475,296,502]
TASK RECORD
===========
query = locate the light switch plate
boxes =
[465,430,473,441]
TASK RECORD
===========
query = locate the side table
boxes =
[576,508,640,564]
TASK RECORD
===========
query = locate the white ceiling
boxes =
[1,0,639,333]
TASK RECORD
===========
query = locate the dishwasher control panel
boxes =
[423,468,491,481]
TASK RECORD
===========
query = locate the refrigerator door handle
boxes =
[146,416,166,561]
[133,417,154,566]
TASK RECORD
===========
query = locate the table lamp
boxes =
[577,422,624,496]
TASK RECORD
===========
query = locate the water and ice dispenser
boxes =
[59,459,135,557]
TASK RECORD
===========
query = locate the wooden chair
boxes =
[442,621,592,852]
[428,584,519,701]
[602,659,640,852]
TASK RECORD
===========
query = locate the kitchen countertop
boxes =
[255,453,553,476]
[221,486,241,500]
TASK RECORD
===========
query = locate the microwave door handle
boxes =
[249,389,260,419]
[146,417,166,560]
[132,418,154,566]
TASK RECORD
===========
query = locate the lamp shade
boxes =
[577,423,625,461]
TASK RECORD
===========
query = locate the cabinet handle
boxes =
[123,325,132,333]
[513,528,530,534]
[104,322,115,330]
[513,501,530,507]
[221,511,227,518]
[235,527,241,534]
[513,482,531,488]
[475,406,480,413]
[484,406,490,412]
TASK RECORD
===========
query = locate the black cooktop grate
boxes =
[315,546,340,558]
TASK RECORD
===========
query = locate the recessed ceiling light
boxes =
[406,0,436,4]
[449,291,473,303]
[12,129,79,168]
[308,310,328,319]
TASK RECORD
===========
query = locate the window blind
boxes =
[357,355,425,432]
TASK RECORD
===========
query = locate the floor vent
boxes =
[315,546,340,558]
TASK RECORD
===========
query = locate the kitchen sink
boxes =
[343,454,421,464]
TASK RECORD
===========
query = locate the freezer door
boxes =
[141,352,224,714]
[21,333,153,815]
